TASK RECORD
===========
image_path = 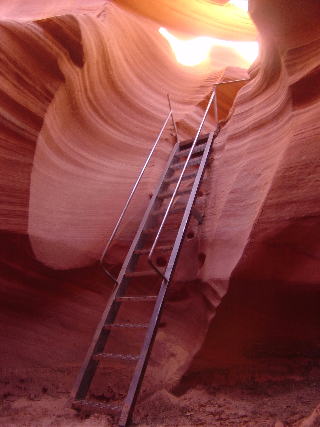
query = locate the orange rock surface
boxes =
[0,0,320,409]
[0,1,252,270]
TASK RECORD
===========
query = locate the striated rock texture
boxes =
[0,0,253,392]
[0,1,251,270]
[1,0,320,407]
[115,0,256,41]
[194,0,320,374]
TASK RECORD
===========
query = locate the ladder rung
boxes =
[176,143,206,157]
[179,134,209,149]
[143,226,178,235]
[134,245,171,255]
[104,323,149,329]
[125,270,159,278]
[171,157,202,170]
[115,296,157,302]
[158,188,189,200]
[72,400,121,413]
[164,172,197,185]
[93,352,139,361]
[71,133,213,424]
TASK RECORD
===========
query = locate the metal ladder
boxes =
[70,87,219,426]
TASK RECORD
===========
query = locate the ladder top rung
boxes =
[179,134,209,149]
[171,157,202,170]
[72,400,121,413]
[93,352,139,361]
[134,245,171,255]
[176,143,206,157]
[104,323,149,329]
[125,270,159,278]
[164,172,197,185]
[158,188,189,200]
[115,296,157,302]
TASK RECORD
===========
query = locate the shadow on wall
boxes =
[178,216,320,388]
[0,232,113,369]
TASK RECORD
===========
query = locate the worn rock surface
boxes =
[1,0,320,425]
[195,0,320,365]
[0,0,250,377]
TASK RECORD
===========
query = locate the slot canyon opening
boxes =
[1,0,320,426]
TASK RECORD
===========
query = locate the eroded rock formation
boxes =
[196,0,320,368]
[1,0,320,422]
[1,1,252,270]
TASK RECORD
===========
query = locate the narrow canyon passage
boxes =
[1,0,320,426]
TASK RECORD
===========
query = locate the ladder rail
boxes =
[147,85,218,279]
[100,103,178,284]
[71,77,252,425]
[118,132,215,427]
[70,142,180,403]
[167,93,179,144]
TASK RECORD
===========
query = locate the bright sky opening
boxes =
[159,0,257,68]
[228,0,249,12]
[159,27,258,67]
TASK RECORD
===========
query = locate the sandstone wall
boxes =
[0,0,251,387]
[0,2,230,270]
[193,0,320,375]
[2,0,319,396]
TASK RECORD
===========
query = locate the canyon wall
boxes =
[0,1,250,271]
[0,0,252,391]
[1,0,319,398]
[193,0,320,375]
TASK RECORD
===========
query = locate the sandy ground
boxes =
[1,363,320,427]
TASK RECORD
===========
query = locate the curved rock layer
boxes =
[1,0,320,400]
[0,0,256,40]
[200,0,320,297]
[115,0,256,40]
[194,0,320,372]
[0,0,253,388]
[0,0,106,21]
[0,1,251,270]
[0,15,82,235]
